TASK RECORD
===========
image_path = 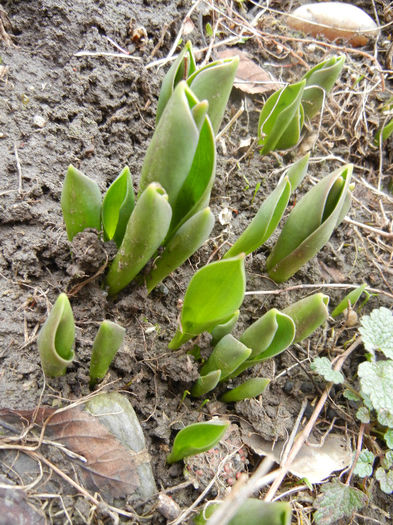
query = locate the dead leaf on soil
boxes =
[0,404,147,499]
[217,49,281,95]
[242,422,352,483]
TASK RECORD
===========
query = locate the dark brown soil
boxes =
[0,0,392,523]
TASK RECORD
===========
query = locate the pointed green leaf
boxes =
[61,165,102,241]
[284,293,329,343]
[331,283,367,318]
[224,155,309,258]
[167,420,229,464]
[302,56,345,119]
[168,254,246,349]
[191,370,221,398]
[220,378,270,403]
[211,310,239,346]
[200,334,251,381]
[374,117,393,145]
[105,183,172,295]
[167,116,215,236]
[89,320,126,388]
[102,166,135,248]
[266,164,353,282]
[156,41,196,123]
[258,80,306,154]
[37,293,75,377]
[188,55,239,134]
[146,207,215,293]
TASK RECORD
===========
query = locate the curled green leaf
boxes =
[146,207,214,293]
[156,41,196,123]
[168,254,246,349]
[301,56,345,119]
[266,164,353,282]
[225,155,309,258]
[188,54,239,134]
[258,80,306,154]
[102,166,135,248]
[89,320,126,388]
[283,293,329,343]
[167,420,229,464]
[61,165,102,241]
[37,293,75,377]
[105,183,172,295]
[191,370,221,398]
[195,499,292,525]
[211,310,239,346]
[374,117,393,145]
[220,378,270,403]
[200,334,251,382]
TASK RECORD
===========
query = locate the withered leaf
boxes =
[218,48,280,94]
[0,403,147,499]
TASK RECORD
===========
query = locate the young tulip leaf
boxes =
[374,117,393,145]
[105,183,172,295]
[301,56,345,119]
[89,320,126,388]
[211,310,240,346]
[191,370,221,398]
[156,41,197,123]
[37,293,75,377]
[225,155,309,258]
[283,293,329,343]
[258,80,306,155]
[331,283,367,318]
[61,165,102,241]
[266,164,353,282]
[102,166,135,248]
[200,334,251,382]
[168,254,246,349]
[228,309,295,378]
[220,378,270,403]
[167,420,229,464]
[140,81,215,237]
[146,207,215,293]
[188,55,239,134]
[195,499,292,525]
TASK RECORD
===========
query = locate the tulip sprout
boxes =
[89,320,126,388]
[258,56,345,154]
[61,47,239,295]
[37,293,75,377]
[167,420,229,464]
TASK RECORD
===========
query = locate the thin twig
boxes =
[14,143,23,194]
[263,337,363,502]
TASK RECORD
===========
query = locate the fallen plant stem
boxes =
[245,283,393,300]
[345,422,366,486]
[344,217,393,239]
[264,337,363,502]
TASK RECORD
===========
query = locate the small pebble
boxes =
[33,114,46,128]
[157,493,180,521]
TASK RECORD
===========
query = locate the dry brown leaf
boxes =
[288,2,379,47]
[0,404,146,499]
[218,49,280,95]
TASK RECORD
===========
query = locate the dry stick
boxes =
[344,217,393,239]
[345,422,366,486]
[205,458,277,525]
[264,337,363,502]
[14,142,23,194]
[244,282,393,300]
